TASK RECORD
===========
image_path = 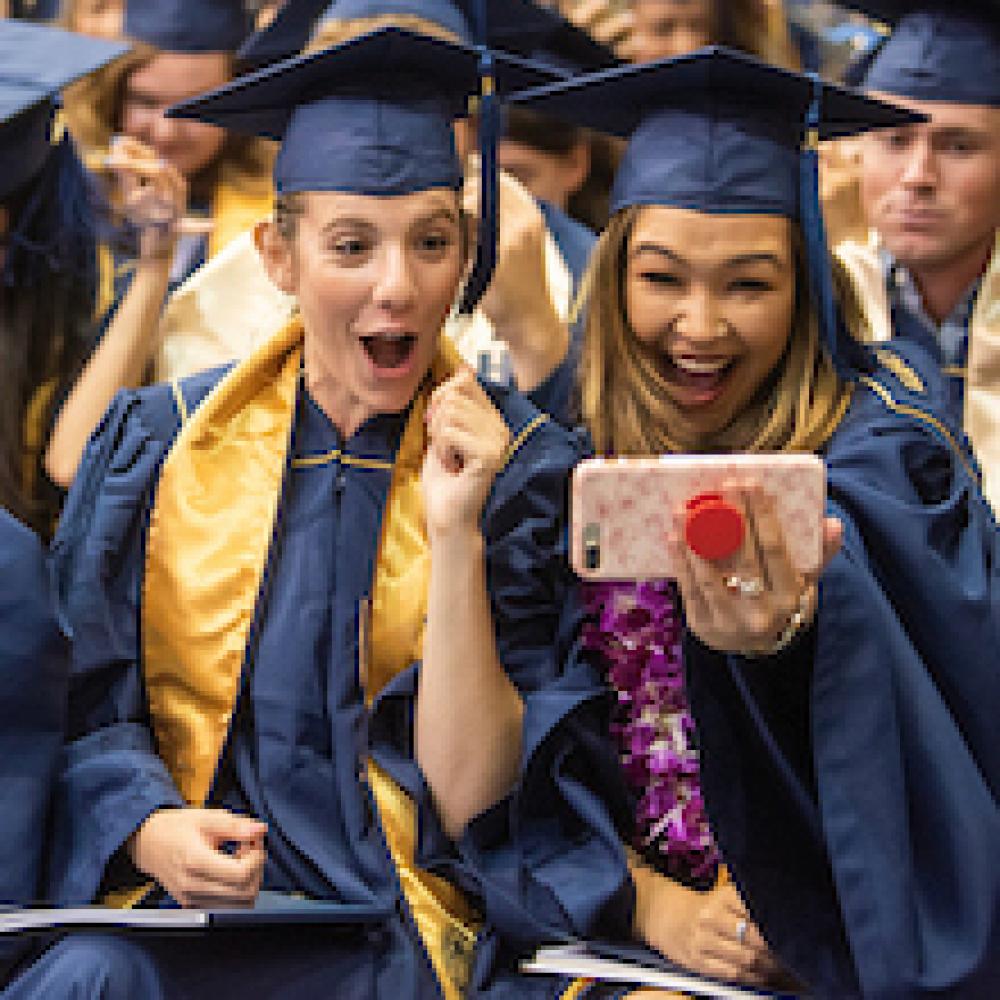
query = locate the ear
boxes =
[254,218,297,295]
[563,140,592,199]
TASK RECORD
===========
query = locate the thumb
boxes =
[821,516,844,571]
[197,810,268,845]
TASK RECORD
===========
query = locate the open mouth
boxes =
[657,354,737,406]
[359,333,417,373]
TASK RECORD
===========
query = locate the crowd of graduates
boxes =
[0,1,997,998]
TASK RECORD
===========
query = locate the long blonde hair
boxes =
[579,206,853,457]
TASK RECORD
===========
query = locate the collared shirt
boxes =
[882,251,982,369]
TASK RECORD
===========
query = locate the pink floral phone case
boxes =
[570,454,826,581]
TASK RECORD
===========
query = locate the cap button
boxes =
[684,492,744,562]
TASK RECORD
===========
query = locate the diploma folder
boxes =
[0,893,388,934]
[522,941,797,999]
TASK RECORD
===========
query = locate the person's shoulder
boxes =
[485,379,591,479]
[828,342,985,507]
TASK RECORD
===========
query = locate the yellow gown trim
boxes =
[140,315,484,997]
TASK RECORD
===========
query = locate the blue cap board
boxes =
[125,0,251,53]
[512,47,924,375]
[170,26,558,310]
[8,0,60,19]
[0,21,129,202]
[844,1,1000,105]
[238,0,618,74]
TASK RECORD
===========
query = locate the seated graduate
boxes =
[2,27,631,1000]
[514,50,1000,996]
[0,509,69,988]
[41,0,275,488]
[0,21,127,536]
[146,0,595,403]
[834,0,1000,512]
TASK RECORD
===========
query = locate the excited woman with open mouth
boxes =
[8,26,632,1000]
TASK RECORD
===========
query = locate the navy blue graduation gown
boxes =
[538,201,595,295]
[683,341,1000,998]
[0,509,68,984]
[3,367,631,999]
[537,339,999,997]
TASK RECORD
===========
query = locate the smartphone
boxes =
[570,454,826,581]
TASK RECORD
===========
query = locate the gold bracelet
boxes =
[742,586,815,659]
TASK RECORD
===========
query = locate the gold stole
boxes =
[139,315,480,997]
[208,170,274,261]
[836,232,1000,513]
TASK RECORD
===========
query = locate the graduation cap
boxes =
[124,0,251,53]
[511,47,925,375]
[238,0,618,74]
[8,0,60,19]
[0,21,129,202]
[841,1,1000,105]
[169,26,558,312]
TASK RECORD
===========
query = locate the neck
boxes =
[303,334,369,440]
[905,235,994,326]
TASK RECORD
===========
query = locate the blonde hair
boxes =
[578,206,853,457]
[60,44,274,202]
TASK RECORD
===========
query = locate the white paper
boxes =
[522,943,778,999]
[0,908,208,933]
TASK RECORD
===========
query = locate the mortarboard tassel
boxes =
[798,75,873,377]
[457,0,499,314]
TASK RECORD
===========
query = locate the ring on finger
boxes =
[724,574,765,598]
[735,918,748,944]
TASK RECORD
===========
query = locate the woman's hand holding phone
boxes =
[667,483,843,657]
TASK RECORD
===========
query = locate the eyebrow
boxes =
[631,243,785,268]
[321,207,458,232]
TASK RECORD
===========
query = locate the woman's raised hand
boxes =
[105,135,191,262]
[128,807,267,909]
[422,369,511,539]
[667,484,843,657]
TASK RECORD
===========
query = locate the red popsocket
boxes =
[684,493,745,562]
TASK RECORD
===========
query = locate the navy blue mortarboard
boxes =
[125,0,250,53]
[841,2,1000,105]
[170,26,557,311]
[0,21,128,202]
[512,47,924,375]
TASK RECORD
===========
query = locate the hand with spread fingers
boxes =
[667,484,843,657]
[462,158,569,390]
[105,135,190,262]
[422,368,511,539]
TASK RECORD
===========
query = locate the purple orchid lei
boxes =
[582,580,720,886]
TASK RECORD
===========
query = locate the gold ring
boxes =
[724,575,765,598]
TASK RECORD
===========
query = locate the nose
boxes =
[150,111,180,150]
[675,285,724,345]
[899,136,938,192]
[372,241,417,312]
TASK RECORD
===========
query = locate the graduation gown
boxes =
[683,340,1000,998]
[0,509,68,984]
[6,333,631,999]
[535,338,999,998]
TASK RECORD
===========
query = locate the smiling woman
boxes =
[515,47,1000,996]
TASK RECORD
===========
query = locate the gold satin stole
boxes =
[138,316,480,997]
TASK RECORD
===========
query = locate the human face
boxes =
[70,0,124,38]
[497,138,589,209]
[266,189,464,435]
[121,52,230,180]
[861,97,1000,272]
[631,0,714,63]
[625,206,796,441]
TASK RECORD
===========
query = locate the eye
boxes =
[728,278,774,294]
[332,236,369,259]
[639,270,682,287]
[416,231,454,256]
[879,130,910,151]
[940,137,977,155]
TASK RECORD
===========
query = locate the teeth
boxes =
[673,356,730,375]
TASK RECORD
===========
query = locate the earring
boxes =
[715,320,729,336]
